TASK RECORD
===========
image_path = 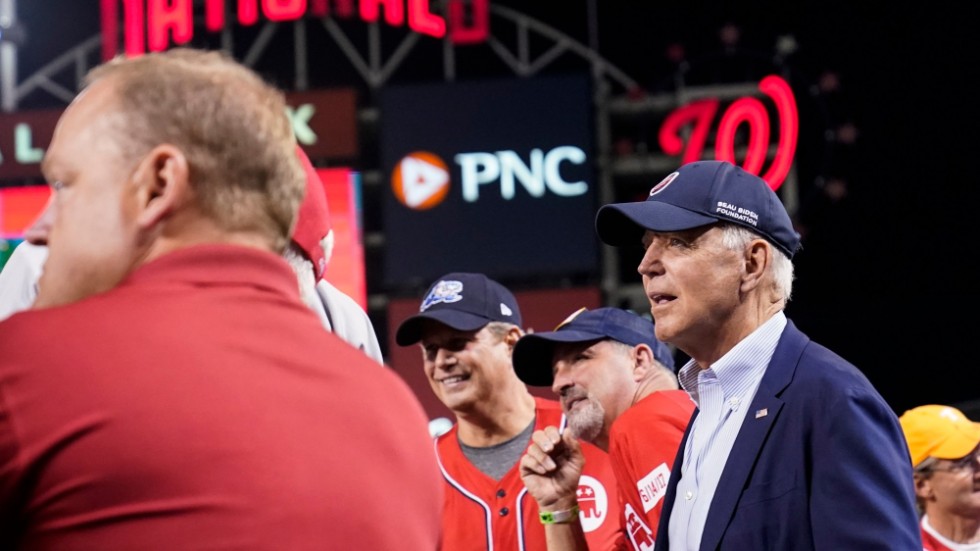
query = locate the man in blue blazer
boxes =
[595,160,921,550]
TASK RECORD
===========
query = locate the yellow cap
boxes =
[899,405,980,467]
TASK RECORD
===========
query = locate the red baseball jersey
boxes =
[436,397,620,550]
[609,390,694,551]
[921,520,960,551]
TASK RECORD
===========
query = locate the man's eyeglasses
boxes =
[926,446,980,475]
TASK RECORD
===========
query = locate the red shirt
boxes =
[0,245,442,550]
[608,390,694,551]
[922,528,953,551]
[920,517,973,551]
[436,397,620,550]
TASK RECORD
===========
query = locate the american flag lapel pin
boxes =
[755,408,768,419]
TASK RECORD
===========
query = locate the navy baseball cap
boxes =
[513,307,675,387]
[595,160,801,258]
[395,272,522,346]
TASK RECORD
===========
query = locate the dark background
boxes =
[9,1,978,416]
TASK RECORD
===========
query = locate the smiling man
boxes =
[396,272,620,551]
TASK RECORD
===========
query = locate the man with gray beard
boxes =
[516,307,693,551]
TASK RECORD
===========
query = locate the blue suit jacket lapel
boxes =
[697,321,807,551]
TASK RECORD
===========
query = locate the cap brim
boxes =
[932,421,980,460]
[395,310,491,346]
[595,201,717,246]
[513,331,604,387]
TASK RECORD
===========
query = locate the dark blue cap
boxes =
[595,161,801,258]
[513,307,674,387]
[395,272,522,346]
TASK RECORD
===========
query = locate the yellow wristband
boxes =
[539,505,580,525]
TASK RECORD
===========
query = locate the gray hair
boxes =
[485,321,522,341]
[719,224,795,303]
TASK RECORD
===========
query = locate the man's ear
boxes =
[913,471,934,502]
[504,325,524,350]
[632,343,654,382]
[740,238,771,293]
[132,144,190,230]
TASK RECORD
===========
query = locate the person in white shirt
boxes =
[287,146,383,363]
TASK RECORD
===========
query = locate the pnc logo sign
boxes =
[391,146,589,210]
[391,151,451,210]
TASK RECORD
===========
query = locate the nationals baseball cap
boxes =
[899,405,980,467]
[595,160,801,258]
[395,272,522,346]
[513,307,674,387]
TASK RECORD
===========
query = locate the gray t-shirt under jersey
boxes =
[459,419,535,481]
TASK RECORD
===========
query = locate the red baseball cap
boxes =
[292,146,332,280]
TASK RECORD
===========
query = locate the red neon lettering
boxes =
[104,0,489,59]
[147,0,193,52]
[408,0,445,38]
[657,99,719,165]
[360,0,405,27]
[124,0,145,56]
[206,0,225,31]
[309,0,354,17]
[239,0,259,25]
[100,0,120,60]
[448,0,488,44]
[264,0,307,21]
[715,97,769,175]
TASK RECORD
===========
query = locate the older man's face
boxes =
[35,78,144,308]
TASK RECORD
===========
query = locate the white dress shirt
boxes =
[667,312,787,551]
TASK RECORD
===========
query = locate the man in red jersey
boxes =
[0,47,441,550]
[900,405,980,551]
[396,272,620,550]
[515,307,693,550]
